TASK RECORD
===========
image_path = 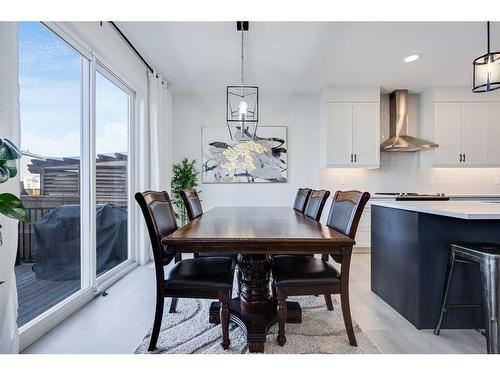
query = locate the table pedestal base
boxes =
[209,299,302,353]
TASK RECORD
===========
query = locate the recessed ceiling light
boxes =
[404,54,420,63]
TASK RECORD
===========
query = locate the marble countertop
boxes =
[370,200,500,220]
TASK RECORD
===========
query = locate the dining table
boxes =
[162,206,355,353]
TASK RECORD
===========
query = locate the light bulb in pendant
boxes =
[239,100,248,116]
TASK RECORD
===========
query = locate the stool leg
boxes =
[480,259,500,354]
[434,249,456,335]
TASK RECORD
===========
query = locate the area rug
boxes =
[135,294,380,354]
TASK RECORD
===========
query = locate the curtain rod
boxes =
[107,21,165,85]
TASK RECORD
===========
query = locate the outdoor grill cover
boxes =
[33,204,127,281]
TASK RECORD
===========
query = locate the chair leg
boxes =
[277,290,287,346]
[340,252,357,346]
[168,297,178,313]
[148,291,165,351]
[220,294,230,350]
[434,249,456,336]
[324,294,334,311]
[236,266,242,296]
[340,291,356,346]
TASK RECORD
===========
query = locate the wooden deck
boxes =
[15,263,80,327]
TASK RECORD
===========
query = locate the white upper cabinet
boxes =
[321,87,380,168]
[326,102,353,166]
[420,88,500,168]
[353,102,380,166]
[461,102,488,166]
[433,102,461,166]
[487,103,500,165]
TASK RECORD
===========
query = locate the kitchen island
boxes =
[371,200,500,330]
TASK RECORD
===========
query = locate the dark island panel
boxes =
[371,205,500,329]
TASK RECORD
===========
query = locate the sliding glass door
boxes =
[94,68,131,278]
[17,22,85,327]
[17,22,136,346]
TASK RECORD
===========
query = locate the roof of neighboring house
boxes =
[24,152,128,174]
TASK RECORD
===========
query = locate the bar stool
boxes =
[434,243,500,354]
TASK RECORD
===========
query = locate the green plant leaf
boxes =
[0,193,29,222]
[0,138,21,161]
[1,159,17,178]
[171,158,199,225]
[0,165,10,183]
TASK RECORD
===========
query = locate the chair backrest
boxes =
[135,191,178,267]
[293,188,312,213]
[180,188,203,221]
[326,190,371,239]
[304,189,331,221]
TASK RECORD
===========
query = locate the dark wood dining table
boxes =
[162,206,355,352]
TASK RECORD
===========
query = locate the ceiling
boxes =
[117,21,500,94]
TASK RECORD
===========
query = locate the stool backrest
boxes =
[304,189,331,221]
[180,188,203,221]
[327,190,370,239]
[293,188,312,213]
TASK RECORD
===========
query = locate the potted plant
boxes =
[171,158,199,226]
[0,138,29,285]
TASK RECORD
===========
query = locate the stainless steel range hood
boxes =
[380,90,438,152]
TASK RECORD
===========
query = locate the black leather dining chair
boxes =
[271,190,370,347]
[135,190,235,351]
[293,188,312,213]
[274,189,330,262]
[303,189,331,221]
[180,189,237,260]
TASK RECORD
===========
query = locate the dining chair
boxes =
[180,188,237,259]
[303,189,331,221]
[135,190,235,351]
[180,188,203,222]
[271,190,371,347]
[273,189,329,262]
[293,188,312,213]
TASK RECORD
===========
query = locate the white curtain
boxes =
[0,22,20,354]
[134,71,171,265]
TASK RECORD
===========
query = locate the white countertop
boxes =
[370,200,500,220]
[370,194,500,200]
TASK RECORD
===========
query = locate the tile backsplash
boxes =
[321,152,500,195]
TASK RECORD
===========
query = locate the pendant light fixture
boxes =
[473,21,500,93]
[226,21,259,141]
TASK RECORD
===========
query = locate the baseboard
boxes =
[353,246,370,253]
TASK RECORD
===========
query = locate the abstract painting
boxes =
[201,126,288,183]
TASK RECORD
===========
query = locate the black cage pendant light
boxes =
[473,21,500,93]
[226,21,259,141]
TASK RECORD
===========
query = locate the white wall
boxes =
[172,93,320,209]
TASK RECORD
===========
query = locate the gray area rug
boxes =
[135,294,380,354]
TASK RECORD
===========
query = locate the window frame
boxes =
[18,21,139,351]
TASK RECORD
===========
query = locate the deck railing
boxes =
[17,206,57,263]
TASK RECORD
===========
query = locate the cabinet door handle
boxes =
[354,154,357,163]
[350,153,353,162]
[463,153,466,163]
[459,154,462,162]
